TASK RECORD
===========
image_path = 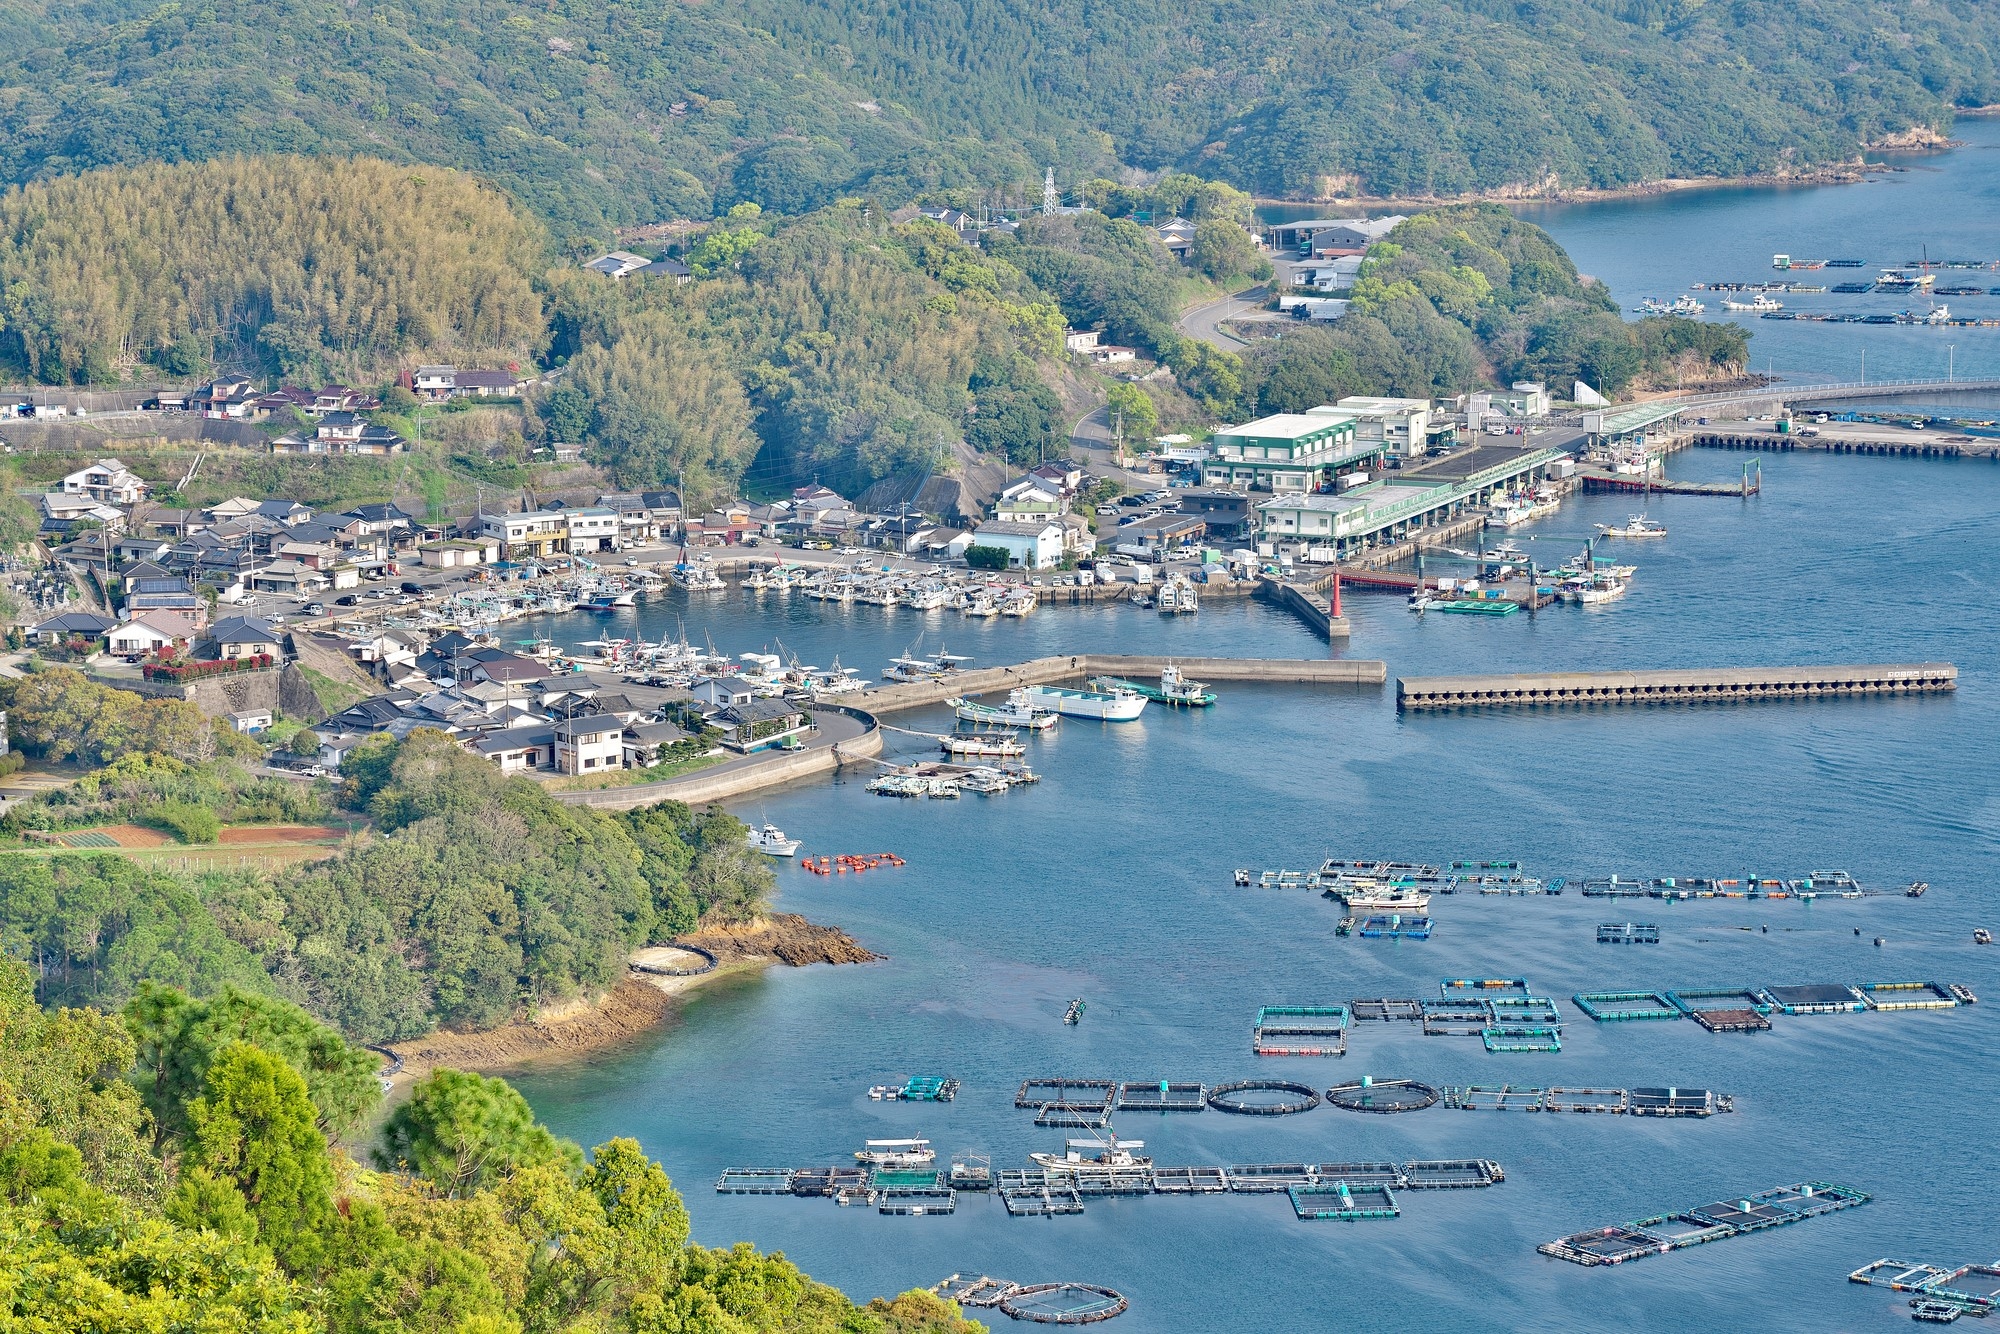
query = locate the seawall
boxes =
[857,654,1386,715]
[556,706,883,810]
[1397,663,1957,711]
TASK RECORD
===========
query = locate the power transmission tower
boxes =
[1042,168,1059,217]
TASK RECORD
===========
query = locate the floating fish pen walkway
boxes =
[1691,1008,1771,1032]
[1001,1282,1130,1324]
[1017,1079,1115,1110]
[1357,914,1432,939]
[1325,1077,1440,1112]
[1483,1025,1563,1053]
[1598,923,1661,944]
[1539,1181,1870,1266]
[1852,1260,2000,1320]
[1573,991,1681,1021]
[1580,873,1864,900]
[1667,988,1771,1016]
[1209,1080,1322,1114]
[1398,664,1956,712]
[1423,999,1498,1035]
[1253,1006,1349,1056]
[1116,1081,1206,1112]
[1759,984,1868,1014]
[1442,977,1532,996]
[999,1176,1086,1216]
[1858,981,1966,1010]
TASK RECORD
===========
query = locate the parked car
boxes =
[1095,505,1119,516]
[335,594,359,607]
[399,581,425,595]
[301,602,325,615]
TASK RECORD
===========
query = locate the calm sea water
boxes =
[508,146,2000,1332]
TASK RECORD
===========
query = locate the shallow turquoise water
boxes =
[509,448,2000,1332]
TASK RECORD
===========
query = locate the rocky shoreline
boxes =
[385,914,877,1079]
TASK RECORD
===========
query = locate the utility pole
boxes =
[1112,407,1125,470]
[1949,344,1955,383]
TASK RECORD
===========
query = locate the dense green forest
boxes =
[0,0,1989,236]
[0,157,547,383]
[0,715,776,1042]
[1241,206,1749,406]
[0,959,976,1330]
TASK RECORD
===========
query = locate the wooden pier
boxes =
[1397,663,1957,712]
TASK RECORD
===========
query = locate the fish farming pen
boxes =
[1308,1162,1405,1188]
[999,1283,1130,1324]
[949,1154,992,1190]
[1912,1299,1966,1323]
[1544,1088,1630,1114]
[1357,913,1432,938]
[1758,984,1868,1014]
[716,1168,797,1194]
[1466,873,1559,895]
[1226,1163,1316,1192]
[1598,923,1661,944]
[1403,1160,1506,1187]
[1573,990,1682,1022]
[1444,1084,1549,1111]
[1666,987,1771,1015]
[789,1167,870,1196]
[931,1274,1018,1308]
[1538,1181,1871,1267]
[1851,1260,1954,1293]
[1036,1102,1112,1128]
[1325,1077,1440,1112]
[1252,1005,1350,1056]
[1017,1079,1115,1110]
[1483,1025,1563,1052]
[1351,997,1425,1021]
[1423,999,1496,1035]
[876,1186,956,1215]
[1691,1008,1771,1033]
[1855,1262,2000,1320]
[1858,981,1965,1010]
[1628,1087,1734,1117]
[1207,1080,1322,1115]
[1489,996,1563,1025]
[999,1174,1086,1216]
[1116,1081,1207,1112]
[1149,1166,1230,1193]
[1289,1182,1400,1220]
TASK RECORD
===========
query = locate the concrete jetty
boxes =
[1397,664,1956,712]
[859,654,1387,715]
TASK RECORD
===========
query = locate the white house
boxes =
[1064,329,1102,355]
[475,511,569,559]
[564,507,621,552]
[971,520,1063,570]
[106,613,188,659]
[62,459,149,506]
[554,713,625,774]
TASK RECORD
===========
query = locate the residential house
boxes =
[970,520,1064,570]
[917,206,980,238]
[255,500,314,527]
[113,534,172,566]
[206,498,264,523]
[1029,461,1086,495]
[411,366,457,397]
[143,509,208,540]
[107,611,198,659]
[1156,218,1197,259]
[30,610,116,646]
[595,493,660,547]
[1091,344,1138,366]
[450,369,526,398]
[273,412,405,455]
[470,725,557,773]
[476,510,569,559]
[1063,329,1102,355]
[41,494,126,537]
[192,378,258,417]
[690,676,756,709]
[52,531,118,572]
[1112,512,1206,558]
[251,560,329,596]
[420,537,500,568]
[122,563,203,618]
[565,507,621,552]
[309,385,380,415]
[456,649,552,688]
[346,503,421,543]
[584,251,652,279]
[553,714,625,774]
[201,616,282,661]
[714,700,809,753]
[61,459,149,506]
[622,720,691,768]
[227,708,273,734]
[642,490,683,533]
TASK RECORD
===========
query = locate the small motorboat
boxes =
[746,823,802,857]
[1595,514,1667,538]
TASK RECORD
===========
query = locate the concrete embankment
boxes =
[557,705,882,810]
[1397,663,1957,711]
[1256,578,1353,639]
[857,654,1386,715]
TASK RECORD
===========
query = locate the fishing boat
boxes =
[669,562,726,591]
[805,657,870,697]
[1595,514,1667,538]
[746,823,802,857]
[855,1139,935,1168]
[882,644,973,683]
[1408,588,1434,612]
[1021,683,1147,722]
[999,590,1038,617]
[1084,663,1215,707]
[960,590,1000,617]
[950,689,1059,729]
[1319,873,1432,912]
[1722,295,1783,312]
[940,732,1027,758]
[1155,576,1198,614]
[1558,574,1628,605]
[1030,1128,1150,1171]
[1874,269,1935,293]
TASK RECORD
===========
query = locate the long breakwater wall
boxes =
[858,655,1387,715]
[1397,663,1957,712]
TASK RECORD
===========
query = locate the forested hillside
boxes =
[0,157,546,382]
[0,0,1990,233]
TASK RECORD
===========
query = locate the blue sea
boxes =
[507,137,2000,1332]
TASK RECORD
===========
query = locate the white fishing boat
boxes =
[1723,294,1783,312]
[1030,1126,1150,1171]
[1021,683,1147,722]
[961,590,1000,617]
[950,688,1059,730]
[1156,576,1198,614]
[1595,514,1667,538]
[882,643,973,683]
[668,562,726,591]
[746,823,802,857]
[1319,875,1432,912]
[998,590,1037,617]
[1408,588,1433,612]
[1558,575,1628,605]
[855,1139,935,1168]
[806,658,871,697]
[941,732,1027,758]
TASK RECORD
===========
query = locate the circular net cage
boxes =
[1206,1080,1321,1115]
[1325,1079,1439,1113]
[1000,1283,1130,1324]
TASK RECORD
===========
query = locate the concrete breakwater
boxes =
[858,654,1387,715]
[1256,578,1353,640]
[1397,663,1957,712]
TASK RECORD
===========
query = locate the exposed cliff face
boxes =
[680,913,880,966]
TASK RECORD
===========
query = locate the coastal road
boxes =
[1067,407,1162,489]
[1178,285,1270,352]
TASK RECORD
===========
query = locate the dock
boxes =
[1579,466,1760,497]
[1397,663,1957,712]
[857,653,1387,715]
[1443,1085,1733,1116]
[1539,1180,1870,1267]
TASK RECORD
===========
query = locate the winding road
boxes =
[1178,285,1270,351]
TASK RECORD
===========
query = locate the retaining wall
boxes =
[556,707,883,810]
[857,654,1386,715]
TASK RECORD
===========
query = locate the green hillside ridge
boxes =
[0,0,1989,234]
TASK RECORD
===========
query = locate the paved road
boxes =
[1178,285,1270,352]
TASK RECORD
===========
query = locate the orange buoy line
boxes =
[801,853,908,876]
